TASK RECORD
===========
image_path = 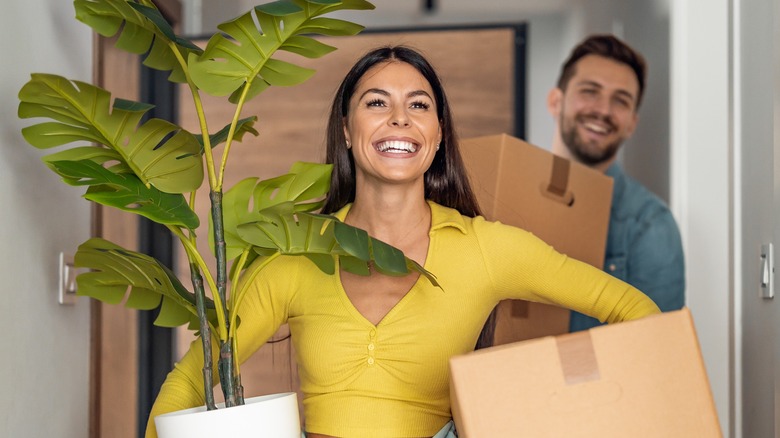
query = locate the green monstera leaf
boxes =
[189,0,374,103]
[197,117,260,153]
[220,161,332,260]
[75,238,218,330]
[47,159,199,229]
[18,74,203,194]
[74,0,202,83]
[237,208,440,286]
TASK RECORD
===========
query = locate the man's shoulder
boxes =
[611,167,674,224]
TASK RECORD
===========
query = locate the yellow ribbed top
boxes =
[146,201,659,438]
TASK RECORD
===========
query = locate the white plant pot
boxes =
[154,392,301,438]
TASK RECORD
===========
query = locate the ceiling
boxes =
[188,0,571,35]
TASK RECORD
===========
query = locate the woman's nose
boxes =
[389,108,411,127]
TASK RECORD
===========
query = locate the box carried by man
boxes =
[461,133,614,342]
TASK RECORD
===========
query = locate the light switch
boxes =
[59,252,78,305]
[760,243,774,299]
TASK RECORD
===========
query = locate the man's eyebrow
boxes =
[575,79,604,90]
[614,89,636,102]
[575,80,636,102]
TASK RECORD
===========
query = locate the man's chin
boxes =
[570,147,616,167]
[561,128,621,167]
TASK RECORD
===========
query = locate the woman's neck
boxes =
[346,187,431,249]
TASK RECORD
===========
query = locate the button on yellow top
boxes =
[368,343,375,351]
[367,357,375,365]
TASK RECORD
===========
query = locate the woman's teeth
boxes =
[376,140,418,153]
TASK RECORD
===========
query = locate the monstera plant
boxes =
[17,0,437,414]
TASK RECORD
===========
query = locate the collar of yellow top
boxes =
[332,200,468,235]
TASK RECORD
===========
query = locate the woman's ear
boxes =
[343,120,351,149]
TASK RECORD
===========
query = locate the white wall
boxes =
[0,1,92,436]
[738,0,779,436]
[671,0,733,435]
[195,0,569,35]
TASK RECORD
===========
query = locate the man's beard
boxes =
[560,112,623,166]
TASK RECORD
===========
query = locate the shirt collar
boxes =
[606,162,627,204]
[605,162,623,179]
[428,200,468,234]
[331,200,468,234]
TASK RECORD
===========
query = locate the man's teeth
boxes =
[377,140,418,153]
[584,122,609,134]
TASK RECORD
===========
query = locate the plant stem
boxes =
[169,226,227,339]
[210,190,240,406]
[229,253,280,341]
[233,335,245,405]
[218,338,238,407]
[165,38,218,190]
[216,82,251,190]
[188,262,217,410]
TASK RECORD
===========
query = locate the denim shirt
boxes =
[569,163,686,332]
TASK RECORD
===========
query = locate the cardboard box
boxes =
[460,134,614,343]
[449,309,723,437]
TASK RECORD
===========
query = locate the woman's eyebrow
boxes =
[358,88,433,100]
[358,88,389,100]
[408,90,433,100]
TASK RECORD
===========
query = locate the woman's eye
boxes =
[366,98,386,107]
[410,101,430,110]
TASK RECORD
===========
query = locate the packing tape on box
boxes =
[541,155,575,206]
[555,331,601,385]
[510,300,529,318]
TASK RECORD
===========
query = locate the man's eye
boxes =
[614,97,634,109]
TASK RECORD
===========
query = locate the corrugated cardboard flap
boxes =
[449,309,723,438]
[460,133,614,344]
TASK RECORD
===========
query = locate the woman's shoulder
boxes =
[239,253,326,289]
[427,201,533,240]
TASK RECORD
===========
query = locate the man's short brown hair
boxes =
[556,34,647,109]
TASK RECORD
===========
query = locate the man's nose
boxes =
[591,95,612,116]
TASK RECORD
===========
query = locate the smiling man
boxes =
[547,34,685,332]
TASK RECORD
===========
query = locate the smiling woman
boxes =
[146,45,660,438]
[162,25,524,438]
